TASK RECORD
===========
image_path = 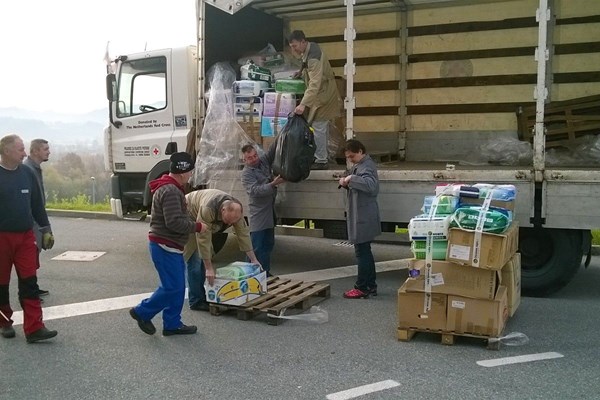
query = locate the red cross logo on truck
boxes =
[151,145,161,158]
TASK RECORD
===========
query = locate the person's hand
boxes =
[205,266,215,286]
[42,232,55,250]
[271,175,285,187]
[195,222,206,233]
[339,176,350,188]
[294,104,306,115]
[292,71,302,79]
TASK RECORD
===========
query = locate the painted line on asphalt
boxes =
[477,352,564,367]
[326,380,401,400]
[10,259,410,326]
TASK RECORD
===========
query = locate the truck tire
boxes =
[212,232,228,254]
[519,227,583,297]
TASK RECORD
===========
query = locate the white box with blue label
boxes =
[261,116,288,137]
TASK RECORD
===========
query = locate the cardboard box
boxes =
[501,253,521,317]
[405,259,500,300]
[261,116,288,137]
[446,286,508,337]
[398,282,447,331]
[238,122,262,145]
[204,270,267,306]
[263,92,296,117]
[447,222,519,270]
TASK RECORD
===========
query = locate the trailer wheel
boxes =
[519,227,583,297]
[212,232,228,254]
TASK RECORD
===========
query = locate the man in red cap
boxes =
[129,152,206,337]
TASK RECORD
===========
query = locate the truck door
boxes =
[109,49,176,175]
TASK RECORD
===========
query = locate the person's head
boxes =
[288,30,308,55]
[220,199,243,225]
[168,152,195,184]
[0,134,26,169]
[242,144,260,167]
[344,139,367,164]
[29,138,50,164]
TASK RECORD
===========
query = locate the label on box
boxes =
[448,244,470,260]
[431,273,444,287]
[451,300,466,309]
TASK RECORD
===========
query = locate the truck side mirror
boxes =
[165,142,178,154]
[106,74,116,101]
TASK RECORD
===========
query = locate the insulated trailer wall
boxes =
[200,0,600,230]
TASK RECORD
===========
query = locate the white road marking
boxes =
[477,352,564,367]
[326,380,401,400]
[10,259,409,326]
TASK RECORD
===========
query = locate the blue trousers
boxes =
[354,241,376,291]
[186,250,207,307]
[250,228,275,273]
[134,242,185,330]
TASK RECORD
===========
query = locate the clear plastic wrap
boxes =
[267,305,329,324]
[193,62,263,190]
[479,137,533,166]
[545,134,600,166]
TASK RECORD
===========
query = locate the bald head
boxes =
[221,200,243,225]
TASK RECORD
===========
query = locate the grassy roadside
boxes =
[46,202,600,246]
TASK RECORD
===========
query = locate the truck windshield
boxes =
[116,56,167,118]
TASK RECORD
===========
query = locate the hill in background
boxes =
[0,107,107,153]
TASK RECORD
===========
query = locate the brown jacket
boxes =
[299,41,342,123]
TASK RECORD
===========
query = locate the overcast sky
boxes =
[0,0,196,115]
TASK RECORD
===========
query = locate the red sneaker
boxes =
[343,288,369,299]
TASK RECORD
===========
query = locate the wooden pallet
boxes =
[517,94,600,148]
[397,327,503,350]
[209,276,331,325]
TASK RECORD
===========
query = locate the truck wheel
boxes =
[519,227,583,297]
[212,233,228,254]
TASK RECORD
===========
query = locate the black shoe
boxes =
[163,324,197,336]
[129,308,156,335]
[266,271,274,278]
[190,302,210,312]
[310,163,329,170]
[26,327,57,343]
[1,326,16,339]
[37,289,50,297]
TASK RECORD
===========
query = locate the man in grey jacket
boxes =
[23,138,51,298]
[338,140,381,299]
[241,144,285,276]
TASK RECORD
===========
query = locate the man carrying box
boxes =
[184,189,261,312]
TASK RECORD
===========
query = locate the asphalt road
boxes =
[1,216,599,400]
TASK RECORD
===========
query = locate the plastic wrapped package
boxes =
[450,206,511,233]
[216,262,261,280]
[421,195,459,215]
[411,240,448,260]
[275,79,306,94]
[546,134,600,166]
[193,62,263,190]
[473,184,516,201]
[479,137,533,166]
[272,114,316,182]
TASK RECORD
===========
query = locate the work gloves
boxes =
[42,232,55,250]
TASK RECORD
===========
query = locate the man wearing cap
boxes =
[183,188,260,312]
[129,152,206,337]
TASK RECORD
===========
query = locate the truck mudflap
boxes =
[519,227,589,297]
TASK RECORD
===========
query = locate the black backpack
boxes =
[272,114,316,183]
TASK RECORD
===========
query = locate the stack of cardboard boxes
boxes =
[398,184,521,339]
[235,59,304,150]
